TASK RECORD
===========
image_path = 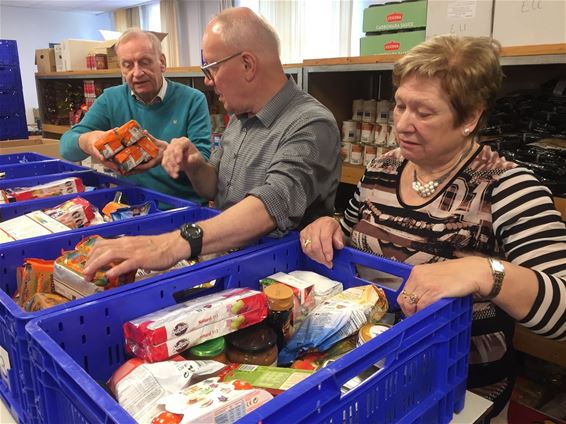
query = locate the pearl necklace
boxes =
[411,142,474,198]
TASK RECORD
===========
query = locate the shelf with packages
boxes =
[301,45,566,195]
[35,64,303,141]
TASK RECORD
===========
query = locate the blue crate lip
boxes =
[0,152,57,165]
[0,206,293,424]
[0,169,124,190]
[25,238,472,424]
[0,159,87,179]
[0,185,198,248]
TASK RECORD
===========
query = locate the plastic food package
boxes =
[43,196,103,229]
[124,288,268,346]
[125,305,268,362]
[287,270,343,305]
[159,377,272,424]
[0,177,84,204]
[108,357,225,424]
[279,285,387,364]
[220,364,314,395]
[14,258,54,308]
[53,235,136,299]
[94,120,159,172]
[25,292,68,312]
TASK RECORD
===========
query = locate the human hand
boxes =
[83,232,186,281]
[162,137,204,179]
[123,131,168,175]
[397,256,489,316]
[78,129,120,172]
[300,216,345,268]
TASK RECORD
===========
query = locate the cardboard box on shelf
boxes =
[363,1,427,33]
[360,30,426,55]
[60,39,109,71]
[0,138,61,159]
[426,0,494,39]
[54,44,65,72]
[35,48,56,73]
[492,0,566,46]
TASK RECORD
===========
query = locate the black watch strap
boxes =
[179,223,203,259]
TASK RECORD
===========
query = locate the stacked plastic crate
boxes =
[0,151,296,423]
[0,40,27,141]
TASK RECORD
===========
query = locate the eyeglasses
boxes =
[200,51,243,81]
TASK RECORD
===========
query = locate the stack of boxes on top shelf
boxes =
[361,0,566,55]
[340,99,397,167]
[0,40,28,140]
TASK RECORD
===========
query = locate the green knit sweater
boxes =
[60,79,211,203]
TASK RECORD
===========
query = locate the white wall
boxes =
[0,5,114,125]
[178,0,220,66]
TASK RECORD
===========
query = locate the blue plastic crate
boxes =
[0,186,198,246]
[0,113,27,141]
[0,40,19,66]
[0,159,87,180]
[0,90,25,115]
[0,67,22,90]
[1,207,292,424]
[0,152,57,165]
[26,238,472,424]
[0,170,125,190]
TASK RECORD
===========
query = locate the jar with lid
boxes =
[225,323,278,366]
[263,283,294,350]
[183,337,227,363]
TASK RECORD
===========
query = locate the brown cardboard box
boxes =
[35,48,56,73]
[0,138,61,159]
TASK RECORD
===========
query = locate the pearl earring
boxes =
[463,128,470,136]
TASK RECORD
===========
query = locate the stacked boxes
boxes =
[94,120,159,172]
[360,0,427,55]
[0,40,27,140]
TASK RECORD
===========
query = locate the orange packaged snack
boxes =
[117,120,145,146]
[114,145,148,173]
[136,136,159,159]
[94,130,124,159]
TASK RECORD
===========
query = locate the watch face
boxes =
[184,224,203,240]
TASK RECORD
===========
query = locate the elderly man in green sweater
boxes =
[59,28,211,204]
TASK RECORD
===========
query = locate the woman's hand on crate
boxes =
[300,216,345,268]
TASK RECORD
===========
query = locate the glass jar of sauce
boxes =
[225,323,278,366]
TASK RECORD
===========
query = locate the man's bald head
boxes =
[206,7,280,61]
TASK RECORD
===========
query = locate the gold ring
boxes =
[401,289,419,305]
[303,238,311,247]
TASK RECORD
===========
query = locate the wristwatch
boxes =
[180,223,203,259]
[485,257,505,300]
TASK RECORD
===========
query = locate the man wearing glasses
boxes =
[84,7,341,281]
[60,29,211,203]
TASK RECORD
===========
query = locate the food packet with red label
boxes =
[14,258,54,309]
[107,356,225,424]
[124,305,267,362]
[0,177,84,203]
[124,288,267,346]
[43,197,102,229]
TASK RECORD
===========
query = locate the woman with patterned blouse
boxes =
[300,35,566,422]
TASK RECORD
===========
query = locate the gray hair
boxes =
[214,7,280,57]
[114,28,163,56]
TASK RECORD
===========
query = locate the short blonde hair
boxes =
[114,28,162,56]
[393,35,503,133]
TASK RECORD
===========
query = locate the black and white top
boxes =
[209,78,341,236]
[341,145,566,416]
